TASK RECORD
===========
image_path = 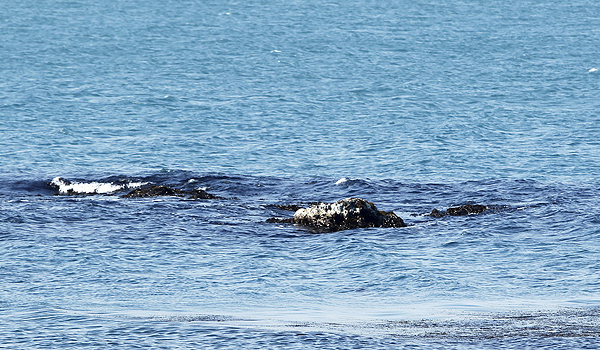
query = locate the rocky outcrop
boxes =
[188,188,220,199]
[122,185,182,198]
[268,198,406,232]
[430,204,489,218]
[122,185,219,199]
[48,177,221,199]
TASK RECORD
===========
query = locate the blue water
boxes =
[2,0,600,348]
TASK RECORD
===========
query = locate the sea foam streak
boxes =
[51,177,146,194]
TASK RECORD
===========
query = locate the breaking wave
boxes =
[50,177,147,195]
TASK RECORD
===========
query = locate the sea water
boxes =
[2,0,600,348]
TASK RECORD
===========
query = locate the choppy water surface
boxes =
[2,0,600,348]
[3,174,600,348]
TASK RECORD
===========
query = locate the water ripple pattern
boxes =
[2,0,600,348]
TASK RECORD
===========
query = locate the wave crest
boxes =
[50,177,146,195]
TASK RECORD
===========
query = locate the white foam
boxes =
[128,182,147,189]
[51,177,146,195]
[335,178,348,185]
[589,68,598,73]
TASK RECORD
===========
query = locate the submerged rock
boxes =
[122,185,219,199]
[187,188,219,200]
[430,204,489,218]
[265,217,294,224]
[122,185,183,198]
[269,198,406,232]
[48,177,222,200]
[266,203,319,212]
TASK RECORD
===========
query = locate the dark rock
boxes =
[430,204,489,217]
[268,198,406,232]
[122,185,183,198]
[60,189,81,196]
[447,204,488,216]
[188,189,219,199]
[429,208,446,218]
[122,185,221,199]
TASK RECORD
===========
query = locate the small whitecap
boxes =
[197,186,208,191]
[335,178,348,186]
[270,50,281,53]
[51,177,65,186]
[51,177,146,194]
[127,182,147,189]
[52,178,121,194]
[589,68,598,73]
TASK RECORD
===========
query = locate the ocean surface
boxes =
[2,0,600,348]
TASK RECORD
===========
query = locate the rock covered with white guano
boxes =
[291,198,406,232]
